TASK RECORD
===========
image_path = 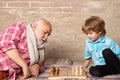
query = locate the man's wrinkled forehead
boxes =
[32,19,52,33]
[38,20,52,35]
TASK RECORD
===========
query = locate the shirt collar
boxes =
[88,36,105,43]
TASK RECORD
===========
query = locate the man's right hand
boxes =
[5,49,31,79]
[22,65,31,79]
[17,65,31,80]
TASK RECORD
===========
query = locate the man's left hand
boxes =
[29,64,40,76]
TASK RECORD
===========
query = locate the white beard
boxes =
[36,39,46,64]
[36,39,46,49]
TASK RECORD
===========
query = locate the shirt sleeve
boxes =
[84,40,92,59]
[110,40,120,56]
[0,22,25,53]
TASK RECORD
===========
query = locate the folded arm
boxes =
[5,48,31,79]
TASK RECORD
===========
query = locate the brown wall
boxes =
[0,0,120,62]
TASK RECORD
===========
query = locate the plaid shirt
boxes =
[0,22,30,79]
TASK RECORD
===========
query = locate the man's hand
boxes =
[29,64,40,76]
[21,65,31,79]
[5,49,31,79]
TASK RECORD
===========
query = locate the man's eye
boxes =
[44,32,47,34]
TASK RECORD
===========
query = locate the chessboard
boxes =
[48,66,86,80]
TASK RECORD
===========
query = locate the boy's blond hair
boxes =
[82,16,106,36]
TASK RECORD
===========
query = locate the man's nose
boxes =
[43,34,48,41]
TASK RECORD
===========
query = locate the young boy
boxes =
[82,16,120,77]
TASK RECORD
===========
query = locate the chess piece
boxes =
[74,66,78,76]
[79,65,82,75]
[71,66,75,76]
[51,66,56,76]
[55,67,60,76]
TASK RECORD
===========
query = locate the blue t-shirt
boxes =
[84,36,120,65]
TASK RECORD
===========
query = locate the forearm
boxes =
[5,48,28,68]
[83,58,91,68]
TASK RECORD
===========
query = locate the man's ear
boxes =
[32,23,37,30]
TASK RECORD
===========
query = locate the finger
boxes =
[18,76,25,80]
[35,72,39,76]
[32,71,39,76]
[32,71,37,76]
[23,73,30,79]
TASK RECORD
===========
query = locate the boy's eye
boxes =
[88,32,92,34]
[89,33,92,34]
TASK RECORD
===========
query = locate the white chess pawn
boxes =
[75,66,78,76]
[71,66,75,76]
[79,65,82,76]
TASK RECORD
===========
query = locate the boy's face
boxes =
[86,31,101,42]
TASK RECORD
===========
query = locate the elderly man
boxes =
[0,19,52,80]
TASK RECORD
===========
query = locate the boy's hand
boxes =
[82,67,88,76]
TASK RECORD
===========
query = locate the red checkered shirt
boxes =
[0,22,30,79]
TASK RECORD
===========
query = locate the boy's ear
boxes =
[98,31,102,35]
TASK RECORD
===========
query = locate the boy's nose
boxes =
[87,34,90,37]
